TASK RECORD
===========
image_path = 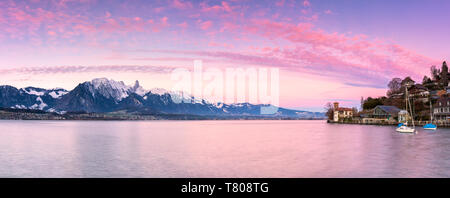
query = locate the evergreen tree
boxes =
[360,96,364,110]
[422,75,432,84]
[442,61,449,87]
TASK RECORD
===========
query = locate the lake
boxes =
[0,120,449,177]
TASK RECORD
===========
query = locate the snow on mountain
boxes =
[147,88,199,104]
[132,80,147,96]
[12,104,27,109]
[149,88,169,95]
[48,90,69,98]
[214,102,224,108]
[29,96,48,110]
[22,87,45,96]
[86,78,149,101]
[88,78,132,101]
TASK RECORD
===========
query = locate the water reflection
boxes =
[0,120,449,177]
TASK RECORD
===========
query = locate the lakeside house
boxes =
[362,105,401,124]
[398,110,410,123]
[430,90,440,100]
[371,105,401,120]
[409,84,429,103]
[332,102,353,122]
[433,96,450,121]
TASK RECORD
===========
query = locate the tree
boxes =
[387,78,402,97]
[441,61,449,86]
[401,76,415,87]
[360,96,364,110]
[422,75,432,84]
[431,65,440,81]
[352,107,358,115]
[363,97,383,110]
[324,102,334,120]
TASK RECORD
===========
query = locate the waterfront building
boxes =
[332,102,353,122]
[370,105,401,121]
[437,90,447,97]
[398,110,411,123]
[433,97,450,121]
[409,84,429,103]
[446,82,450,94]
[430,90,440,99]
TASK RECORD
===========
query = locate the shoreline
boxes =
[0,118,326,121]
[327,120,450,127]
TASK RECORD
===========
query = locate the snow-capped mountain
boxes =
[0,85,69,111]
[0,78,325,118]
[88,78,142,102]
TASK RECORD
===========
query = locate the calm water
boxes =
[0,120,449,178]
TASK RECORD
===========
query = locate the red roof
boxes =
[336,107,353,111]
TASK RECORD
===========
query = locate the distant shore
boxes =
[0,108,325,121]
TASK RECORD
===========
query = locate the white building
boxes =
[333,102,353,122]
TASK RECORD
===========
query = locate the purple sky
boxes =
[0,0,448,111]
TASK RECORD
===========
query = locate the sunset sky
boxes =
[0,0,448,112]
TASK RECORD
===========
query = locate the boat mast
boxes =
[405,86,408,125]
[430,99,433,123]
[406,86,415,128]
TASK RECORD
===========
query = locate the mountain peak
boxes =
[86,78,130,101]
[132,80,147,96]
[90,78,126,88]
[133,80,140,89]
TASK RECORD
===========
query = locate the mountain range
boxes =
[0,78,325,119]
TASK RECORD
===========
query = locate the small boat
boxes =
[423,100,437,130]
[396,86,415,133]
[396,125,416,133]
[423,123,437,130]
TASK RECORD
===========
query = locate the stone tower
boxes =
[333,102,339,110]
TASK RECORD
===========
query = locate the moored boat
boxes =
[424,100,437,130]
[396,86,416,133]
[423,123,437,130]
[396,125,416,133]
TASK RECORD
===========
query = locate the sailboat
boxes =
[424,99,437,130]
[396,86,416,133]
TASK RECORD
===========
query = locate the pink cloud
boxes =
[303,0,311,7]
[0,1,176,44]
[177,22,188,29]
[0,0,440,93]
[47,31,57,36]
[208,41,234,48]
[220,22,239,32]
[105,11,112,18]
[199,20,213,30]
[171,0,193,9]
[0,65,173,75]
[153,7,165,13]
[161,16,169,26]
[275,0,285,7]
[242,19,437,84]
[201,1,234,13]
[137,15,437,88]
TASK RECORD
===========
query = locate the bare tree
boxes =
[387,78,402,97]
[431,65,440,81]
[324,102,334,120]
